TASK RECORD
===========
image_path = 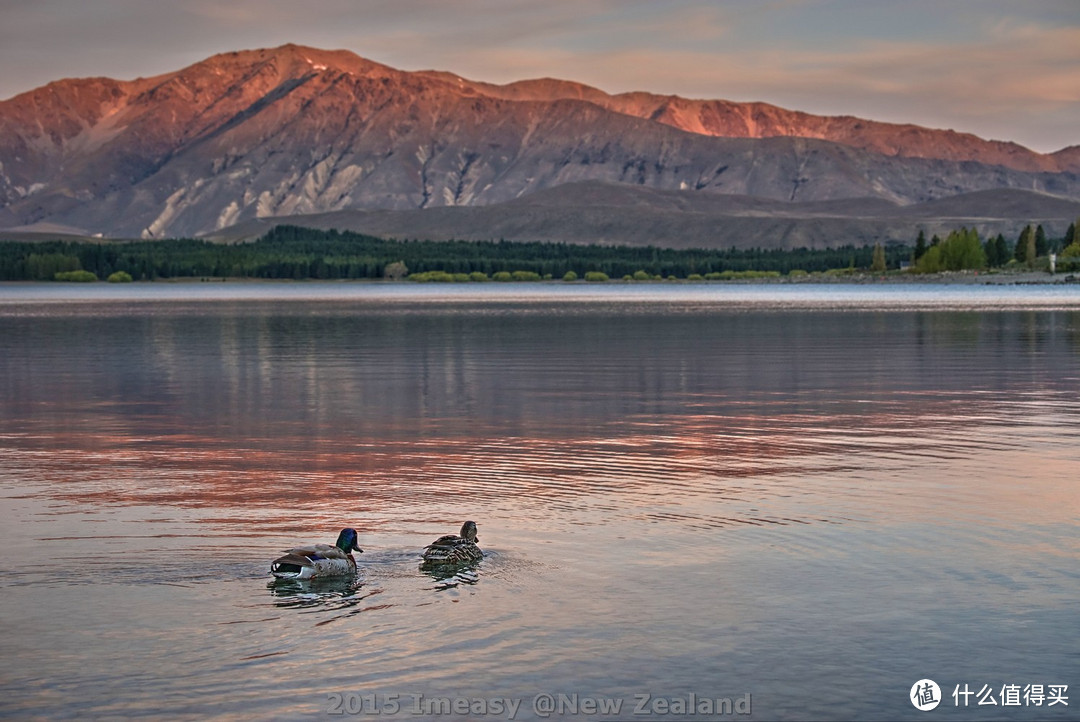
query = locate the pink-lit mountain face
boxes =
[0,44,1076,239]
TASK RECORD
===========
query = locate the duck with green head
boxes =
[270,528,363,580]
[421,521,483,567]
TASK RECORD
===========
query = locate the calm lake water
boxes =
[0,283,1077,720]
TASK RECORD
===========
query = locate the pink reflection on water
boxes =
[6,388,1076,544]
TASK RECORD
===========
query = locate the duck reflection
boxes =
[267,573,380,613]
[420,563,481,590]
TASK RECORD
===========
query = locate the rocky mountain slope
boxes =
[206,184,1080,250]
[0,44,1076,241]
[421,73,1079,174]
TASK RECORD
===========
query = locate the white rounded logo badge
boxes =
[911,679,941,711]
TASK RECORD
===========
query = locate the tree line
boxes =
[0,226,911,281]
[908,222,1079,273]
[0,221,1076,282]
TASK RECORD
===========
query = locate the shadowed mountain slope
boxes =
[205,184,1080,250]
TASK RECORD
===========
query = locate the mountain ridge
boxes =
[1,44,1077,241]
[417,72,1074,173]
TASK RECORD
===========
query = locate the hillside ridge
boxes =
[1,44,1077,240]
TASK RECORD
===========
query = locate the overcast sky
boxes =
[0,0,1076,152]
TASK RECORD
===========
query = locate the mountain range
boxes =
[1,44,1077,246]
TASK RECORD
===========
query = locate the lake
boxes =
[0,282,1077,720]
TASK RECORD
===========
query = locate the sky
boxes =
[0,0,1077,153]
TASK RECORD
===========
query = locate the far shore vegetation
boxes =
[2,221,1077,283]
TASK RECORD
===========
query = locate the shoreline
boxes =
[2,270,1076,287]
[3,276,1080,315]
[762,270,1077,285]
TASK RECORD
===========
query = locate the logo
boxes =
[911,679,941,711]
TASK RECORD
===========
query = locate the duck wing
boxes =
[282,543,347,559]
[272,552,316,568]
[309,546,349,561]
[424,534,462,550]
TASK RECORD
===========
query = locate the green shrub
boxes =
[938,228,986,271]
[705,270,783,281]
[666,275,677,281]
[788,269,808,278]
[562,270,578,281]
[511,270,542,281]
[54,270,97,282]
[452,273,471,282]
[1029,255,1052,272]
[584,271,609,282]
[408,270,455,282]
[632,269,650,281]
[492,271,513,282]
[914,246,943,274]
[469,271,489,282]
[1057,242,1080,272]
[687,274,704,281]
[106,271,133,283]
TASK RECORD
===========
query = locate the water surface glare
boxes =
[0,284,1077,720]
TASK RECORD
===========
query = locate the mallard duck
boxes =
[270,528,363,580]
[421,521,483,566]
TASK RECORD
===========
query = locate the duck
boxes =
[421,521,484,566]
[270,528,363,580]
